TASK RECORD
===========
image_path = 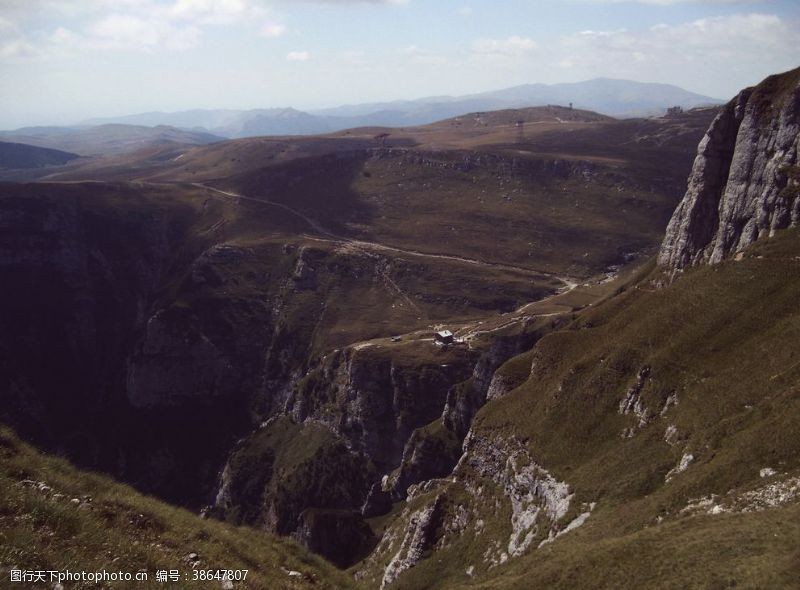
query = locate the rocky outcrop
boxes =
[459,432,582,558]
[126,309,240,408]
[291,246,319,290]
[358,429,590,587]
[288,345,477,470]
[361,481,393,517]
[211,416,375,566]
[659,68,800,268]
[385,323,552,502]
[387,425,462,501]
[372,147,605,183]
[379,495,444,589]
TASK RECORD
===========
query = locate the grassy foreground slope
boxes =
[477,229,800,588]
[0,427,352,589]
[370,227,800,589]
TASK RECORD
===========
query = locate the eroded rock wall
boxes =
[659,68,800,268]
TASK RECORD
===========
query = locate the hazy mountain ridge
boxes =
[314,77,720,119]
[67,78,720,139]
[0,123,223,156]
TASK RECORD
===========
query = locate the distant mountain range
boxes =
[0,124,223,156]
[70,78,721,139]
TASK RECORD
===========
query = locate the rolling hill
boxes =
[28,104,716,278]
[0,141,80,169]
[0,124,223,156]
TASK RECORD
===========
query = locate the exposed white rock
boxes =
[760,467,777,478]
[406,478,447,502]
[660,392,679,416]
[538,504,594,548]
[445,504,469,537]
[659,71,800,269]
[619,367,650,415]
[664,425,679,446]
[461,433,575,557]
[381,496,442,589]
[619,367,658,436]
[681,495,719,514]
[683,475,800,515]
[486,373,512,402]
[737,475,800,512]
[666,453,694,482]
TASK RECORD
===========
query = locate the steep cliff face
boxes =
[0,183,195,450]
[387,319,557,501]
[441,319,557,439]
[659,67,800,268]
[287,345,478,470]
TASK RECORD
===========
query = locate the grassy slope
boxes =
[31,107,714,280]
[382,228,800,589]
[481,228,800,501]
[482,228,800,588]
[218,112,706,278]
[0,428,353,590]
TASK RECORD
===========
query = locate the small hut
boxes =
[434,330,454,345]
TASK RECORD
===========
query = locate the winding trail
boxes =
[46,179,583,345]
[193,183,576,288]
[190,181,585,345]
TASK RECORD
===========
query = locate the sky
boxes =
[0,0,799,128]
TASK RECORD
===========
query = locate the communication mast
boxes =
[515,120,525,144]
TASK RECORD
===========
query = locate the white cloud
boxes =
[88,13,202,51]
[552,13,800,96]
[0,0,287,58]
[289,0,408,3]
[167,0,264,25]
[260,22,286,37]
[0,37,39,59]
[0,15,43,59]
[571,0,760,4]
[473,35,537,57]
[340,49,368,65]
[401,44,449,65]
[287,50,311,61]
[560,13,793,68]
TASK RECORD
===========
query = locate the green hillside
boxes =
[359,227,800,589]
[0,426,353,589]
